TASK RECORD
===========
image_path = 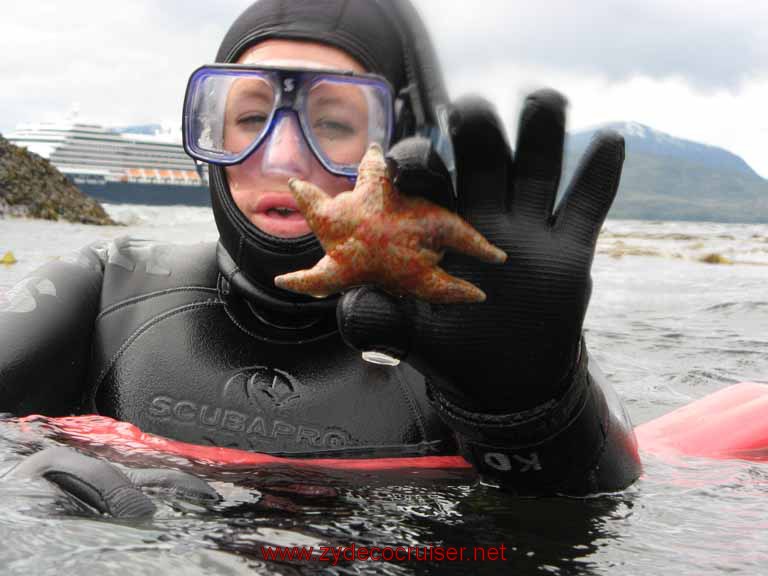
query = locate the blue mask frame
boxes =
[182,64,395,177]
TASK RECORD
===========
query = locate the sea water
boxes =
[0,206,766,575]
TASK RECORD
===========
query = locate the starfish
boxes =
[274,144,507,303]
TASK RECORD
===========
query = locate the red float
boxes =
[21,382,768,470]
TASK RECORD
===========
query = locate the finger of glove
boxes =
[337,286,412,360]
[9,447,155,518]
[386,136,455,210]
[554,130,625,245]
[125,468,221,504]
[512,89,567,221]
[449,96,512,215]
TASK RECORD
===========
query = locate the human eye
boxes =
[312,116,357,140]
[236,112,269,132]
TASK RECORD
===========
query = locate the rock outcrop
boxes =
[0,134,115,225]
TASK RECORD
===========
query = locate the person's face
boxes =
[225,39,368,238]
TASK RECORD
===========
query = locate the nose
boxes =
[259,110,312,179]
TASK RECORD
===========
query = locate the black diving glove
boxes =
[7,447,220,518]
[337,91,624,488]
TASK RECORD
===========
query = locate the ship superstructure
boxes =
[7,122,210,205]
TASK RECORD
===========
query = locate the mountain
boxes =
[563,122,768,223]
[111,123,164,136]
[111,124,182,141]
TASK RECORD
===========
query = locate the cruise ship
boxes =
[6,122,210,206]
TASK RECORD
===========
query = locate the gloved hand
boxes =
[338,89,624,416]
[7,446,220,518]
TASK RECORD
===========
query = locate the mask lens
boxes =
[223,76,276,155]
[306,78,391,172]
[186,69,276,161]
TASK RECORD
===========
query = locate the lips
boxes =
[255,192,300,215]
[251,192,311,237]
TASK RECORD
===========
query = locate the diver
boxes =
[0,0,641,513]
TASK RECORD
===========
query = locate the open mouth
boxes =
[253,193,311,237]
[266,206,301,218]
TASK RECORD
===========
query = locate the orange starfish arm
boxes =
[278,144,507,304]
[410,266,488,303]
[424,203,507,263]
[274,254,354,299]
[287,179,356,250]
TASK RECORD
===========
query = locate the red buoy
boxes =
[635,381,768,462]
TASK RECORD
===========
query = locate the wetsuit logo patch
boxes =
[223,366,301,409]
[146,365,354,451]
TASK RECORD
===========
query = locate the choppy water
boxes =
[0,206,766,575]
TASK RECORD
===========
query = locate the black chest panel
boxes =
[87,238,451,457]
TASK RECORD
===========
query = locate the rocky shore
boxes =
[0,134,116,225]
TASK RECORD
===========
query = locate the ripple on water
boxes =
[1,217,768,574]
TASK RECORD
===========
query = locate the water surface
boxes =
[0,208,766,574]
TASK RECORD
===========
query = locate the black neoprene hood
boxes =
[215,0,406,93]
[209,0,449,314]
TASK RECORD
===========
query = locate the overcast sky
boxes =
[2,0,766,176]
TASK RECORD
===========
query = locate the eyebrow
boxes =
[313,95,344,106]
[312,95,365,113]
[231,87,274,105]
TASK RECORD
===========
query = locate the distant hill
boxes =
[111,124,182,142]
[563,122,768,223]
[111,123,164,136]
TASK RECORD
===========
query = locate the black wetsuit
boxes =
[2,239,449,454]
[0,237,641,494]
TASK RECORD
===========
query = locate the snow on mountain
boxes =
[568,122,758,178]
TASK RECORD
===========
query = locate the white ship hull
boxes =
[7,121,210,206]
